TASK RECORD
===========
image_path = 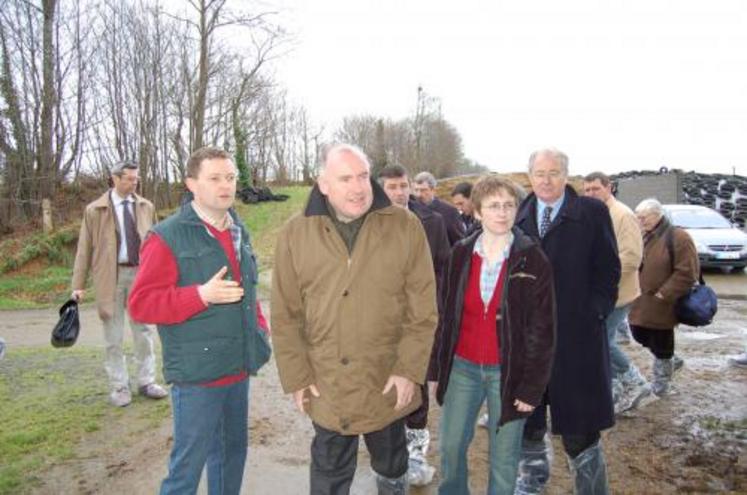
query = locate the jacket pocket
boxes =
[181,337,242,382]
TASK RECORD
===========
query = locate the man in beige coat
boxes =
[584,173,653,414]
[71,162,167,407]
[272,143,438,495]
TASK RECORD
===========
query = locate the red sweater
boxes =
[129,221,268,387]
[454,253,507,365]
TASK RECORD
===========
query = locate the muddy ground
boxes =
[2,269,746,494]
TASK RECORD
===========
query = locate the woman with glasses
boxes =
[431,176,556,494]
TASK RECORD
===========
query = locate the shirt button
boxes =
[342,289,349,297]
[341,420,349,431]
[341,357,349,365]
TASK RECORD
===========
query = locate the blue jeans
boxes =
[160,379,250,495]
[439,357,526,495]
[605,305,632,378]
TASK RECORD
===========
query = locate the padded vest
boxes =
[152,204,271,383]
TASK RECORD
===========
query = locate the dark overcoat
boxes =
[409,198,451,289]
[515,186,621,435]
[428,197,465,246]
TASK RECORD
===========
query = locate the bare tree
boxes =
[0,0,89,228]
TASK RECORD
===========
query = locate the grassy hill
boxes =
[0,186,310,310]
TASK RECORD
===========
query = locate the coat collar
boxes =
[304,179,392,218]
[90,189,148,210]
[515,185,582,235]
[408,196,437,221]
[457,225,537,259]
[174,200,242,230]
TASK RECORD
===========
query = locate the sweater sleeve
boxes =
[256,300,270,334]
[128,233,207,325]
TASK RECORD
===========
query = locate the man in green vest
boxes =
[129,147,270,495]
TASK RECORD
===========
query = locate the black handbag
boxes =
[51,299,80,347]
[665,229,718,327]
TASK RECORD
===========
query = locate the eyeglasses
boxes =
[482,202,517,213]
[531,171,564,181]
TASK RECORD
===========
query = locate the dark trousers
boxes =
[310,419,408,495]
[631,325,675,359]
[405,383,429,429]
[523,403,600,459]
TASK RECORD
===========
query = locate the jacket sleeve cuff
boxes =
[391,363,424,385]
[181,285,208,317]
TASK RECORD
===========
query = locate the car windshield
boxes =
[668,208,732,229]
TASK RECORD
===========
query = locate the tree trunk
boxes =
[38,0,58,201]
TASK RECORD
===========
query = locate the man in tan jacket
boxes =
[584,172,653,414]
[71,162,167,407]
[272,143,438,494]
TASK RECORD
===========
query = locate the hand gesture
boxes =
[198,266,244,305]
[382,375,416,411]
[292,384,320,413]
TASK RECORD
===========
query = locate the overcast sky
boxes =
[270,0,747,176]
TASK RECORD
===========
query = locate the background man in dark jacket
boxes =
[413,171,465,246]
[451,181,480,237]
[513,148,620,495]
[378,164,450,487]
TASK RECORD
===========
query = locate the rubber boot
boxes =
[405,427,435,486]
[615,365,653,414]
[514,434,553,494]
[376,473,408,495]
[652,358,674,396]
[610,377,623,405]
[615,320,632,345]
[672,354,684,374]
[567,440,610,495]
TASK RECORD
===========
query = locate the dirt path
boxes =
[2,271,746,494]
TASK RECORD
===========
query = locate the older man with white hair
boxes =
[514,148,620,495]
[272,143,438,494]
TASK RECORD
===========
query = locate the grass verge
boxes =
[0,346,171,494]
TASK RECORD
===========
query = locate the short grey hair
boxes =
[528,148,569,176]
[111,161,138,177]
[635,198,665,218]
[319,143,371,174]
[413,171,437,189]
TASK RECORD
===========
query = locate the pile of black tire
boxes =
[237,186,290,204]
[610,169,747,228]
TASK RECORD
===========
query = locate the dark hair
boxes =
[377,164,408,182]
[451,181,473,198]
[471,176,521,214]
[111,161,138,177]
[583,171,611,187]
[186,147,234,179]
